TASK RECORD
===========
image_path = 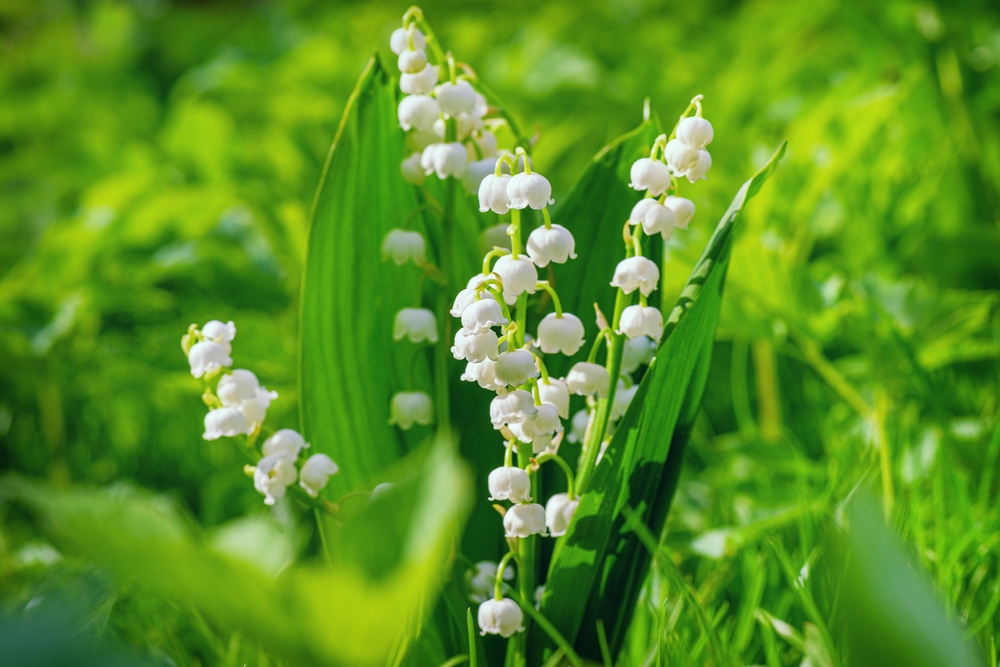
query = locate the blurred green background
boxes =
[2,0,999,664]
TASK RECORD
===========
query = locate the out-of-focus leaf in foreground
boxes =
[5,436,472,667]
[835,492,986,667]
[535,142,787,662]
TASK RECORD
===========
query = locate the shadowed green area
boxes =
[1,0,999,665]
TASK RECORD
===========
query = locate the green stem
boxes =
[482,248,510,274]
[434,177,457,428]
[533,452,575,498]
[495,550,516,600]
[541,207,553,229]
[516,442,536,636]
[509,209,522,258]
[534,281,563,316]
[504,438,516,467]
[586,327,612,364]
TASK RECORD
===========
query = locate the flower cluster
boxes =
[182,320,339,506]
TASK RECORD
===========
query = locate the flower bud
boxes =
[507,172,552,210]
[503,503,548,538]
[254,454,298,506]
[435,80,476,116]
[621,335,656,374]
[629,198,676,238]
[545,492,579,537]
[665,139,699,174]
[240,386,278,424]
[478,598,525,637]
[663,196,695,229]
[683,150,712,183]
[508,403,562,445]
[421,142,467,179]
[567,409,590,444]
[393,307,439,344]
[461,298,507,333]
[382,229,426,266]
[203,407,250,440]
[492,255,537,298]
[462,358,504,391]
[400,152,426,185]
[566,362,610,397]
[299,453,339,497]
[397,48,427,74]
[629,157,671,196]
[611,256,660,297]
[389,391,434,430]
[526,224,576,267]
[617,305,663,341]
[217,369,259,406]
[676,116,714,149]
[463,157,497,195]
[188,341,232,378]
[397,95,439,131]
[490,389,538,429]
[536,312,586,356]
[538,377,570,419]
[478,173,512,215]
[390,26,425,55]
[202,320,236,345]
[400,64,438,95]
[451,328,499,363]
[611,382,638,420]
[263,429,309,458]
[494,349,540,387]
[488,466,532,502]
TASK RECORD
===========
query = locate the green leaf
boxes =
[534,141,787,663]
[6,435,472,667]
[834,492,986,667]
[300,56,434,494]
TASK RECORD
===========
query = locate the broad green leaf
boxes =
[6,436,472,667]
[834,492,986,667]
[533,142,787,663]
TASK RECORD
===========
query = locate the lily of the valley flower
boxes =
[451,285,494,318]
[397,94,440,131]
[254,454,298,506]
[188,341,232,378]
[621,336,656,374]
[421,142,467,179]
[462,358,505,391]
[611,383,639,420]
[676,116,714,149]
[567,409,590,444]
[491,255,537,299]
[400,153,426,185]
[435,80,476,116]
[664,195,695,229]
[203,406,250,440]
[463,157,497,195]
[390,26,425,54]
[494,349,540,386]
[617,305,664,341]
[394,307,439,344]
[299,453,339,497]
[467,561,514,604]
[461,298,508,333]
[611,256,660,297]
[507,172,552,210]
[536,312,586,356]
[240,386,279,423]
[665,138,699,175]
[452,328,500,363]
[201,320,236,347]
[503,503,548,537]
[526,224,576,267]
[538,377,570,419]
[508,403,562,447]
[629,157,671,196]
[382,228,426,265]
[566,361,610,397]
[478,598,525,637]
[489,389,538,429]
[487,466,532,502]
[545,492,579,537]
[629,198,676,238]
[216,369,260,405]
[683,150,712,183]
[478,173,512,214]
[263,429,309,458]
[400,64,438,95]
[389,391,434,430]
[397,48,427,74]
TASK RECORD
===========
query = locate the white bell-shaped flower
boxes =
[494,349,540,386]
[611,256,660,297]
[566,362,610,397]
[397,48,427,74]
[217,369,259,406]
[450,285,494,318]
[254,454,298,506]
[526,224,576,267]
[629,157,671,196]
[461,298,507,333]
[389,391,434,430]
[390,26,425,55]
[490,389,538,429]
[188,341,232,378]
[397,95,439,131]
[621,335,656,374]
[471,130,498,158]
[382,229,426,265]
[400,64,438,95]
[299,453,339,497]
[507,172,552,210]
[508,403,562,445]
[462,358,504,391]
[394,307,439,344]
[538,377,570,419]
[262,428,309,458]
[545,492,579,537]
[478,598,524,638]
[406,126,442,152]
[478,173,512,214]
[439,112,484,141]
[400,152,426,185]
[463,157,496,195]
[629,198,676,238]
[503,503,548,538]
[665,138,699,174]
[676,116,714,149]
[467,562,513,604]
[452,328,499,363]
[611,382,639,420]
[492,255,537,298]
[202,320,236,345]
[488,466,532,502]
[567,409,590,444]
[421,142,467,179]
[203,407,250,440]
[536,313,586,356]
[240,386,278,423]
[436,80,476,116]
[617,305,664,341]
[663,196,695,229]
[683,150,712,183]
